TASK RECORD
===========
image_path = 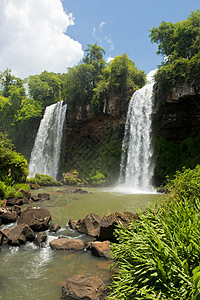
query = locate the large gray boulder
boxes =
[61,275,105,299]
[18,206,51,232]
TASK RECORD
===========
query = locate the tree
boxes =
[83,43,105,64]
[27,71,63,108]
[149,9,200,61]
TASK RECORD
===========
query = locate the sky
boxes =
[0,0,199,78]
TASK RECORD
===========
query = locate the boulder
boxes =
[69,213,102,237]
[59,188,89,194]
[87,241,111,258]
[29,183,40,190]
[0,209,18,224]
[20,189,31,199]
[49,223,61,232]
[0,224,35,246]
[35,231,47,247]
[18,207,51,232]
[13,205,24,216]
[30,195,40,202]
[61,275,105,300]
[49,238,85,251]
[38,193,50,201]
[6,197,26,206]
[99,212,138,242]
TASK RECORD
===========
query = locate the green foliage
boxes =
[27,173,62,187]
[92,54,146,114]
[61,125,123,185]
[154,134,200,184]
[150,10,200,97]
[0,180,6,199]
[27,71,63,108]
[0,132,28,184]
[108,166,200,299]
[86,170,109,186]
[150,10,200,59]
[62,170,83,185]
[14,183,30,192]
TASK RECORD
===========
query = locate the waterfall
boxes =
[28,101,67,180]
[119,70,156,193]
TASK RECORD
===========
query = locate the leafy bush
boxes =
[14,183,30,192]
[87,171,109,186]
[27,173,62,186]
[108,166,200,299]
[0,180,6,199]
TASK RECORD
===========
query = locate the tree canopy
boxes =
[149,10,200,92]
[150,9,200,61]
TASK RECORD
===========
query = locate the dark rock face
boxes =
[18,207,51,232]
[61,275,105,300]
[87,241,111,258]
[6,198,27,206]
[35,231,47,247]
[152,83,200,142]
[99,212,138,242]
[49,223,61,232]
[49,238,85,251]
[69,213,102,237]
[0,208,18,224]
[0,224,35,246]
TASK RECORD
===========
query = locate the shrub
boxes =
[87,171,109,186]
[0,180,6,199]
[108,166,200,299]
[27,173,62,186]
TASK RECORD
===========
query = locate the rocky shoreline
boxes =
[0,187,139,299]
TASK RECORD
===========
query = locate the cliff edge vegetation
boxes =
[150,10,200,185]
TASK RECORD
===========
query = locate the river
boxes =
[0,186,158,300]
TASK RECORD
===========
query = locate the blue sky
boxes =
[0,0,199,78]
[63,0,199,73]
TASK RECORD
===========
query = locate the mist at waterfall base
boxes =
[28,101,67,180]
[116,70,157,194]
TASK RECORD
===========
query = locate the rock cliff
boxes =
[59,94,130,183]
[152,81,200,185]
[152,82,200,141]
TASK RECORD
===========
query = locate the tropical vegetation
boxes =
[108,165,200,299]
[0,132,29,199]
[150,9,200,94]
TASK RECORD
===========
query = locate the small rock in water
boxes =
[58,188,90,194]
[49,223,61,232]
[38,193,50,200]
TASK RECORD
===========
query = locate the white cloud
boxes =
[106,56,114,63]
[99,21,106,30]
[104,36,114,51]
[0,0,84,78]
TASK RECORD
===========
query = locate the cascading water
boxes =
[118,70,156,193]
[28,101,67,180]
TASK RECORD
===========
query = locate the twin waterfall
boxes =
[28,71,155,192]
[118,70,156,193]
[28,101,67,180]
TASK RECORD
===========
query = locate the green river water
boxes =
[0,186,158,300]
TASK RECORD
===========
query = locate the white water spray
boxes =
[28,101,67,180]
[118,70,156,193]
